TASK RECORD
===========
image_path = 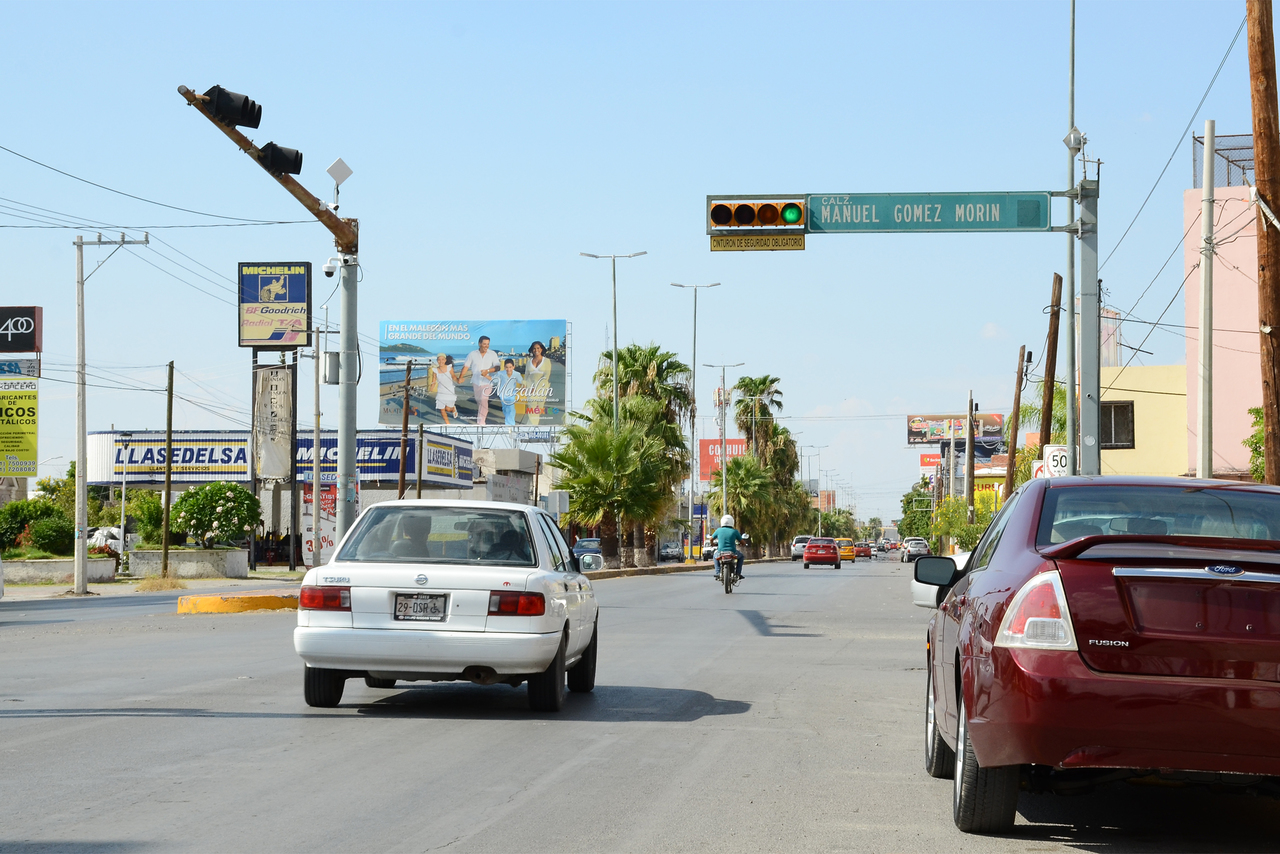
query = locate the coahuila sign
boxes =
[699,438,747,480]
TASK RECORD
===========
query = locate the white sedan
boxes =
[294,500,599,712]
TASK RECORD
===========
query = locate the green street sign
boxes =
[806,192,1051,233]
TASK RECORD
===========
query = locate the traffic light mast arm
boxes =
[177,85,358,254]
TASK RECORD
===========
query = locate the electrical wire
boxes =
[1098,16,1246,271]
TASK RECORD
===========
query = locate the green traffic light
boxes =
[781,203,803,225]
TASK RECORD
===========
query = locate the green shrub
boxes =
[27,516,75,555]
[126,490,165,544]
[172,481,261,548]
[0,499,65,550]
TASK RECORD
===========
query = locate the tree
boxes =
[1015,380,1068,448]
[171,482,261,549]
[35,462,112,526]
[1246,406,1265,482]
[932,492,997,552]
[866,516,883,541]
[708,454,773,542]
[898,478,933,541]
[593,343,692,424]
[819,508,856,540]
[733,375,783,453]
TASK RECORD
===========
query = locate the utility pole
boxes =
[1079,171,1102,476]
[1250,0,1280,484]
[671,282,720,562]
[312,329,323,566]
[416,423,424,499]
[966,394,975,524]
[1004,346,1027,501]
[1198,120,1216,479]
[1065,0,1080,476]
[118,432,132,564]
[397,360,413,498]
[161,362,173,579]
[703,361,743,522]
[1040,273,1063,454]
[73,232,148,595]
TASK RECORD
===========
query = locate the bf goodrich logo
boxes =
[0,307,41,354]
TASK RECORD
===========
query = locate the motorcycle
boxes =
[714,534,749,594]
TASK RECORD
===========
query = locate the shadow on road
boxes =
[0,844,155,853]
[357,683,751,722]
[996,783,1280,852]
[736,609,822,638]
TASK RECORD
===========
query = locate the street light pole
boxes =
[671,283,720,562]
[703,361,744,522]
[118,431,132,561]
[581,252,647,427]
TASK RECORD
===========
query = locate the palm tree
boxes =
[1015,380,1068,447]
[733,375,783,454]
[594,343,692,425]
[709,454,773,551]
[551,419,667,571]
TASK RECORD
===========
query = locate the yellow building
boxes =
[1099,365,1187,476]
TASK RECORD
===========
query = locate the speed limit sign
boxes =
[1043,444,1070,478]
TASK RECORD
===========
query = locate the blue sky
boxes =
[1,1,1258,519]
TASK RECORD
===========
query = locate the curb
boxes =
[584,556,785,582]
[176,588,299,614]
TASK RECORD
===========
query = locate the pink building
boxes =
[1183,170,1260,477]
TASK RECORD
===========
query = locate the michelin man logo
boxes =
[259,275,288,301]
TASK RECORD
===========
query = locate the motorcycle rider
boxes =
[711,514,745,581]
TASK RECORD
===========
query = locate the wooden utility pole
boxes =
[966,392,975,524]
[1004,346,1027,501]
[161,361,174,579]
[416,422,424,499]
[1039,273,1063,456]
[1249,0,1280,484]
[397,361,413,498]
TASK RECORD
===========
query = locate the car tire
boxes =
[924,663,955,779]
[834,560,841,569]
[953,692,1019,833]
[803,562,809,569]
[364,675,397,689]
[567,620,597,694]
[528,632,567,712]
[304,665,346,708]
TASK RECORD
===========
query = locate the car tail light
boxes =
[299,585,350,611]
[994,570,1077,650]
[488,591,546,616]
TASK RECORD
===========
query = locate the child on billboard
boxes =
[492,358,525,425]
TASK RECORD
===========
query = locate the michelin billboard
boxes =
[239,263,311,349]
[379,320,567,427]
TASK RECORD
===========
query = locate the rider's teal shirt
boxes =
[712,526,743,554]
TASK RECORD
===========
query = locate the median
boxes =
[176,588,299,614]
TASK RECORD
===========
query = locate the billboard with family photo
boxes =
[379,320,568,428]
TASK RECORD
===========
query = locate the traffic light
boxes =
[707,198,805,230]
[202,85,262,129]
[259,142,303,175]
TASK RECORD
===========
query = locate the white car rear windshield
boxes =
[337,506,537,567]
[1037,485,1280,546]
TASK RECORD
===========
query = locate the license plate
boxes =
[393,593,448,621]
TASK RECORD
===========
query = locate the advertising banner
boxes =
[253,364,294,481]
[699,438,748,480]
[379,320,568,428]
[907,413,1004,445]
[294,431,474,488]
[238,263,311,349]
[0,306,42,353]
[0,378,37,476]
[0,358,39,377]
[302,482,338,568]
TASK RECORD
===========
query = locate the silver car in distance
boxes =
[294,500,599,712]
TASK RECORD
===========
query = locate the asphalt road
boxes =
[3,556,1279,853]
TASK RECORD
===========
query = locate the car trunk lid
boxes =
[341,564,534,632]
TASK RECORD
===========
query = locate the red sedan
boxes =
[802,537,841,569]
[915,476,1280,833]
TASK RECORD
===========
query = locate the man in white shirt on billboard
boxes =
[461,335,501,425]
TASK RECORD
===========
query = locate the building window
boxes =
[1100,401,1135,450]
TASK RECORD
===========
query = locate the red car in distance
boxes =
[854,542,873,558]
[802,537,841,569]
[915,476,1280,833]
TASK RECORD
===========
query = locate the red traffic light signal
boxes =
[202,86,262,129]
[707,199,805,230]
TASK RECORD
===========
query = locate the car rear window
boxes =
[337,506,537,566]
[809,538,835,545]
[575,539,600,549]
[1037,485,1280,546]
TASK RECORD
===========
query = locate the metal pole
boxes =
[73,237,87,594]
[337,255,358,539]
[966,394,975,524]
[161,361,173,578]
[1079,176,1102,475]
[612,256,619,429]
[119,434,130,565]
[398,360,412,498]
[1198,119,1216,478]
[1065,0,1078,475]
[816,447,823,537]
[689,288,698,561]
[313,329,323,566]
[720,366,728,519]
[289,350,299,573]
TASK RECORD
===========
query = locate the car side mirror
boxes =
[914,556,958,587]
[579,554,603,572]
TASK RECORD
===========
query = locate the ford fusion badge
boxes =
[415,574,429,585]
[1206,565,1245,577]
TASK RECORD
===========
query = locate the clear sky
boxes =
[1,1,1259,520]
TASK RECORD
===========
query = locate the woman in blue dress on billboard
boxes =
[523,340,552,425]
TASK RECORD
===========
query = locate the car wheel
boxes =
[803,562,809,569]
[304,665,346,708]
[835,560,841,569]
[528,632,567,712]
[364,675,397,689]
[924,663,955,779]
[567,620,597,694]
[953,692,1019,833]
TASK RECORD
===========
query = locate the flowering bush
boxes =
[171,481,261,549]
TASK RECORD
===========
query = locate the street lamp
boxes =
[703,361,744,522]
[671,282,720,563]
[117,432,132,558]
[581,252,647,427]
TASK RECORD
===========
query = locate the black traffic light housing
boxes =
[202,85,261,129]
[260,142,303,175]
[707,198,805,232]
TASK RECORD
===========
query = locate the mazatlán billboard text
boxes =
[906,413,1004,445]
[699,438,748,480]
[379,320,568,428]
[239,263,311,349]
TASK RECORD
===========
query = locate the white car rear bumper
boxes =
[294,626,563,675]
